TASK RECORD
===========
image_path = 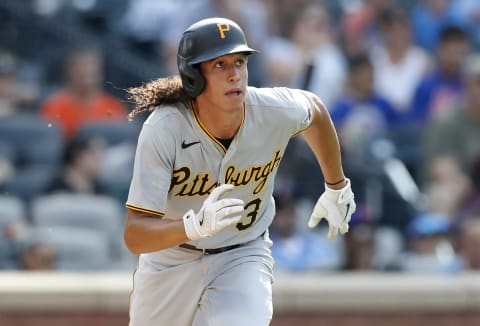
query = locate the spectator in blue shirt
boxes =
[330,53,400,163]
[409,25,470,125]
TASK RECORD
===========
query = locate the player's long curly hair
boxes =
[126,75,189,121]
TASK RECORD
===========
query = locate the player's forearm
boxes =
[301,94,346,190]
[124,209,189,254]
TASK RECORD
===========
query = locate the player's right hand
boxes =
[308,178,356,240]
[183,184,244,241]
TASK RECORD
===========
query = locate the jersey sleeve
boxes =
[271,87,315,136]
[126,123,174,217]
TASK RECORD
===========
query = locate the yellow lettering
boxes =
[216,23,230,39]
[170,167,191,192]
[170,167,217,198]
[170,150,283,198]
[223,149,283,195]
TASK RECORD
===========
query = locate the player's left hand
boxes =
[308,178,356,240]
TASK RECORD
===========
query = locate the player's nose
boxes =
[227,66,241,83]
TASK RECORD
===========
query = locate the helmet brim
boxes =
[189,45,258,65]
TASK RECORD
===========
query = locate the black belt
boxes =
[179,243,243,255]
[179,231,267,255]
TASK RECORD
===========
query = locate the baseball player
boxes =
[124,17,356,326]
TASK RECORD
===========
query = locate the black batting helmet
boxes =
[177,17,258,98]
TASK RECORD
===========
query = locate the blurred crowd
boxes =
[0,0,479,274]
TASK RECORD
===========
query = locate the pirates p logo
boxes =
[216,23,230,39]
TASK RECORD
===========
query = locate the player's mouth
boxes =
[225,88,242,97]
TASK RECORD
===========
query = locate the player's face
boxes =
[198,53,248,111]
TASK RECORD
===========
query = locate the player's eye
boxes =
[214,61,224,68]
[235,58,246,66]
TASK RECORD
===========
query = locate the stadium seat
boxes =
[0,140,17,164]
[3,167,55,203]
[30,193,124,260]
[0,195,28,268]
[26,226,111,270]
[0,195,27,225]
[75,121,140,147]
[0,116,63,171]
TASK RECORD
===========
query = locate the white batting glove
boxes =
[308,178,356,240]
[183,184,244,241]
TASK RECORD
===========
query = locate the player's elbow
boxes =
[124,229,142,255]
[123,220,144,255]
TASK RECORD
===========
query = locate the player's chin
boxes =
[224,94,245,106]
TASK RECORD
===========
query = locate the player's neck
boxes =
[192,99,244,139]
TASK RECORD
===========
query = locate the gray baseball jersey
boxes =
[126,86,314,259]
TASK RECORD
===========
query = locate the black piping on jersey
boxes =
[126,203,165,217]
[190,100,246,153]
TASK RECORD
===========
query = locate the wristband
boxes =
[325,178,345,186]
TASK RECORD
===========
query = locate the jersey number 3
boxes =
[236,198,261,231]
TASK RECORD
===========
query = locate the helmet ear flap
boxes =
[178,58,205,98]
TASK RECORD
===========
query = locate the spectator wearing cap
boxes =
[399,213,462,274]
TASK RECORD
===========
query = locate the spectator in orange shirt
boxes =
[39,46,128,140]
